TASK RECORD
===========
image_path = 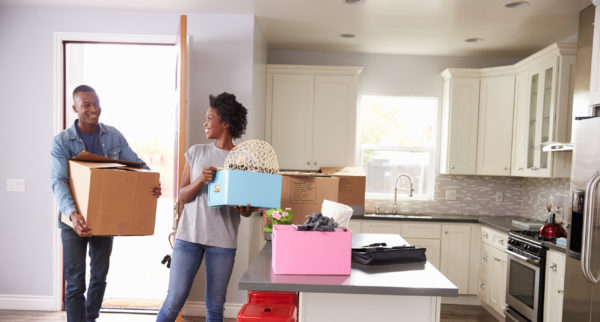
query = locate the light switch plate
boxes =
[6,179,25,192]
[446,189,457,201]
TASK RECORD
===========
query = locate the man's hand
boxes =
[229,204,260,217]
[151,183,162,198]
[70,211,92,237]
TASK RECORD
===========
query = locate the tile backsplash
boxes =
[366,174,569,223]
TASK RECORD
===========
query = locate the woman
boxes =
[157,92,255,322]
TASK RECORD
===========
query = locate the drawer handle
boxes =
[480,283,486,289]
[483,255,488,261]
[494,257,501,262]
[551,263,558,271]
[558,289,564,294]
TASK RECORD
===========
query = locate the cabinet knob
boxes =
[451,165,455,169]
[483,232,489,238]
[444,231,448,235]
[518,167,524,171]
[480,283,486,289]
[483,255,488,261]
[314,162,317,166]
[494,257,501,262]
[504,166,509,170]
[558,289,564,294]
[307,161,310,165]
[551,263,558,271]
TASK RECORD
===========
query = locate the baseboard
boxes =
[0,294,57,311]
[441,295,481,305]
[181,301,243,318]
[480,301,505,322]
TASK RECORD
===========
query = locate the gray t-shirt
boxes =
[175,143,239,249]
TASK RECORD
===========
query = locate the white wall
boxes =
[0,4,258,313]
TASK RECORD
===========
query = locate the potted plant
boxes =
[264,207,293,240]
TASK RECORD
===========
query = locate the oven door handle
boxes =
[505,249,540,266]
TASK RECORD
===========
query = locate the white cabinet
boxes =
[401,222,442,270]
[511,43,576,177]
[544,249,566,322]
[361,220,402,234]
[476,73,515,176]
[404,237,441,269]
[440,224,472,294]
[440,70,480,175]
[266,65,362,171]
[347,220,363,233]
[479,226,508,317]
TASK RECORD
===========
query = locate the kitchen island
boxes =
[238,233,457,322]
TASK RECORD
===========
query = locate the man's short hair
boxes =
[72,85,96,101]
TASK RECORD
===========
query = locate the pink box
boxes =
[271,225,352,275]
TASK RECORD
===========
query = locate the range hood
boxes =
[542,141,573,152]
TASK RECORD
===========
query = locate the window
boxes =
[359,95,438,200]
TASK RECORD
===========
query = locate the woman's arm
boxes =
[179,162,217,204]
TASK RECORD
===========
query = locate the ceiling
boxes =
[1,0,592,57]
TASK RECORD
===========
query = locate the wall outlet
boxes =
[495,191,503,203]
[446,189,457,201]
[6,179,25,192]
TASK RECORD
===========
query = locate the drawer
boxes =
[402,222,441,239]
[481,226,508,250]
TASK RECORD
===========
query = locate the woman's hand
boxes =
[230,204,260,217]
[199,166,218,184]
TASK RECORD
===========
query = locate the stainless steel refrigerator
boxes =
[563,116,600,321]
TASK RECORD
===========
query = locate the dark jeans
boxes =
[61,228,113,322]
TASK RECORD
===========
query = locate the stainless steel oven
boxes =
[505,231,547,322]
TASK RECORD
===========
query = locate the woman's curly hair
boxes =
[209,92,248,139]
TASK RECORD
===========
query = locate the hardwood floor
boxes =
[0,304,498,321]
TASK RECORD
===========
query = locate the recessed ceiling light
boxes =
[340,33,355,38]
[505,1,529,8]
[344,0,365,4]
[465,37,484,43]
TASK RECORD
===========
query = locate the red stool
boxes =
[237,303,296,322]
[248,291,298,306]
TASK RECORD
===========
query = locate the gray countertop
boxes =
[238,233,458,297]
[352,214,567,252]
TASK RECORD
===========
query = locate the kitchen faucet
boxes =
[392,174,414,214]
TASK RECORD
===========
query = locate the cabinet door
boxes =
[478,269,490,304]
[477,75,515,176]
[313,75,357,168]
[511,69,530,176]
[404,237,441,269]
[361,221,402,234]
[440,77,480,175]
[544,250,565,322]
[270,74,315,170]
[440,224,471,294]
[489,247,507,316]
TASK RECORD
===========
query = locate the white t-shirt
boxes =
[175,143,239,249]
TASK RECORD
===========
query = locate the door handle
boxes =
[582,171,600,284]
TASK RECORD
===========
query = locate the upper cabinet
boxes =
[440,70,480,175]
[441,43,576,178]
[477,71,515,176]
[511,44,576,178]
[266,65,362,170]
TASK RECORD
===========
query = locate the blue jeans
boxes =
[156,239,236,322]
[61,228,113,322]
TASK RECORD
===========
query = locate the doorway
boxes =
[63,41,176,311]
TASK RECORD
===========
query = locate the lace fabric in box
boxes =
[224,139,279,174]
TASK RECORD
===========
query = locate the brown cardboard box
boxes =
[280,174,340,225]
[320,167,366,215]
[61,151,160,236]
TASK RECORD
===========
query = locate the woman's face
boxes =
[204,107,228,139]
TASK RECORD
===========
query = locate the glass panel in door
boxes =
[527,74,539,169]
[540,67,553,169]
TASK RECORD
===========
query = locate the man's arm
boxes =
[50,136,78,216]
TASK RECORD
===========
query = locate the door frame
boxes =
[51,31,177,310]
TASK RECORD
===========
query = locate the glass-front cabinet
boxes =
[512,44,575,178]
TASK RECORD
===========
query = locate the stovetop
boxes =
[507,230,548,259]
[509,230,557,243]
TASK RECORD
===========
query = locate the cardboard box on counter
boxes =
[208,169,282,209]
[61,151,160,236]
[279,173,340,225]
[320,167,366,215]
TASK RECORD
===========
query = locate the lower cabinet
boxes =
[478,227,508,317]
[543,249,565,322]
[351,220,478,295]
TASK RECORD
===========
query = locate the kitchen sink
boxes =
[364,213,433,219]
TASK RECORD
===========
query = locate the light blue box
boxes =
[208,169,282,209]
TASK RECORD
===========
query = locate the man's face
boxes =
[72,91,101,127]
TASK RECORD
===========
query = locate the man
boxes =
[51,85,161,322]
